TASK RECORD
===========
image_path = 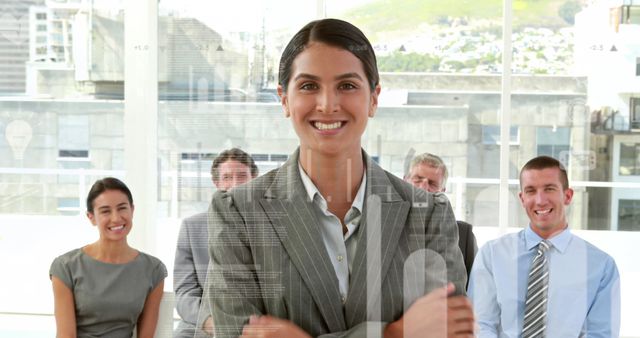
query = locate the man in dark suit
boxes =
[405,152,478,285]
[173,148,258,338]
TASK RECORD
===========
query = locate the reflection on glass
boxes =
[507,0,640,236]
[0,0,127,324]
[157,1,311,217]
[0,0,638,336]
[620,142,640,176]
[536,126,570,159]
[329,0,503,74]
[618,199,640,231]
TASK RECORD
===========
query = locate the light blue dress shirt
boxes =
[298,162,366,304]
[468,226,620,338]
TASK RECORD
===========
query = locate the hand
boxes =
[447,294,475,337]
[202,316,214,335]
[385,283,474,338]
[241,315,312,338]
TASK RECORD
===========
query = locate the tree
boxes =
[558,0,582,25]
[377,52,441,72]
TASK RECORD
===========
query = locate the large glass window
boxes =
[328,0,505,228]
[1,0,639,337]
[514,1,640,335]
[0,1,126,326]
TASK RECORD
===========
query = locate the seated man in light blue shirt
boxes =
[468,155,620,338]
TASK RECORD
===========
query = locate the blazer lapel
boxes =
[345,154,410,326]
[258,149,347,332]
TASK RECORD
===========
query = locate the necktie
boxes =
[522,240,551,338]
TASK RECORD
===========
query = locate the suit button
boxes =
[341,296,346,304]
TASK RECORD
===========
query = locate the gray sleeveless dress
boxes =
[50,248,167,338]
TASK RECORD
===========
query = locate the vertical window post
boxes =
[124,0,158,253]
[500,0,513,233]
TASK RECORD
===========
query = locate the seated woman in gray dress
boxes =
[50,177,167,338]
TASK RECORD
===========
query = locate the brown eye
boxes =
[339,82,357,90]
[300,82,318,90]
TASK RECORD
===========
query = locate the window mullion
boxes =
[500,0,513,233]
[124,0,158,253]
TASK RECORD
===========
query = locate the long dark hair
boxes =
[86,177,133,213]
[278,18,379,92]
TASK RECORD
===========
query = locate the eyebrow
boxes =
[293,72,364,82]
[97,202,128,210]
[523,183,559,190]
[335,72,364,81]
[293,73,320,82]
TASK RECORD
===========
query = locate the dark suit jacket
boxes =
[456,220,478,288]
[207,149,467,338]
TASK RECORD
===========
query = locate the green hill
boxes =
[342,0,579,41]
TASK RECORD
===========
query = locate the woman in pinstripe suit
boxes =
[207,18,474,338]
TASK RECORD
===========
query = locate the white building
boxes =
[0,0,43,93]
[575,0,640,231]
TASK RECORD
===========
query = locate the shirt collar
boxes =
[298,161,366,214]
[524,225,572,254]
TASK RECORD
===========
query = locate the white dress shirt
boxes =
[298,161,366,304]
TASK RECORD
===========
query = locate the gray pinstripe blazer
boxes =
[207,149,467,338]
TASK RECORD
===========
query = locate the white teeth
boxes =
[535,209,551,215]
[314,121,342,130]
[109,225,125,231]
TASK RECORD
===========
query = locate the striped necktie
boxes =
[522,240,551,338]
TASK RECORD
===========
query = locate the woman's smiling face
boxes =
[278,42,380,157]
[87,189,134,242]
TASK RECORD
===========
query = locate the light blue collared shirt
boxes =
[468,226,620,338]
[298,162,366,304]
